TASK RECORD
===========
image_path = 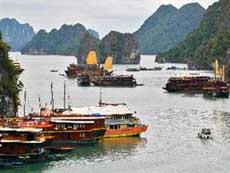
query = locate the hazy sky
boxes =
[0,0,218,37]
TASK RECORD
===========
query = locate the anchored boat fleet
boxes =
[0,51,149,166]
[1,50,229,167]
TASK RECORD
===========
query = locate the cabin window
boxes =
[73,124,78,130]
[109,125,120,129]
[79,124,85,128]
[127,124,135,128]
[80,132,85,137]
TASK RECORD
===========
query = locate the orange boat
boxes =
[60,104,148,138]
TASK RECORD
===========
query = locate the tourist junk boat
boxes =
[91,75,137,87]
[0,127,46,164]
[18,113,107,145]
[203,80,229,98]
[77,55,139,87]
[163,76,211,92]
[16,82,107,145]
[77,56,113,86]
[65,51,111,78]
[59,103,148,138]
[202,60,229,98]
[163,60,230,98]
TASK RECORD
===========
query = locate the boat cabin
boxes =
[0,128,45,156]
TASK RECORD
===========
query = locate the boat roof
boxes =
[0,139,46,144]
[106,119,135,125]
[51,116,105,120]
[51,120,94,124]
[62,105,134,116]
[0,127,43,133]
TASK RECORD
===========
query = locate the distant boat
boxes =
[65,51,112,78]
[50,69,58,72]
[140,67,162,71]
[59,73,65,76]
[163,60,230,98]
[198,128,212,139]
[166,66,186,70]
[91,75,138,87]
[126,67,140,72]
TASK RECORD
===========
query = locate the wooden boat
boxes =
[18,115,107,145]
[65,51,112,78]
[203,80,229,98]
[91,75,137,87]
[164,60,230,97]
[60,104,148,138]
[0,127,46,163]
[65,63,104,78]
[163,76,211,92]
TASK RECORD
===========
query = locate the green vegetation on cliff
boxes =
[0,32,21,116]
[159,0,230,69]
[100,31,140,64]
[21,23,100,56]
[134,3,205,54]
[77,31,140,64]
[22,24,88,55]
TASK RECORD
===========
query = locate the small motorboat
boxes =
[198,128,212,139]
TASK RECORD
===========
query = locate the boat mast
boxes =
[38,96,41,109]
[23,90,26,117]
[64,80,66,109]
[51,82,54,110]
[99,86,102,106]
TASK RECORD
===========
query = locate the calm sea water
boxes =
[3,53,230,173]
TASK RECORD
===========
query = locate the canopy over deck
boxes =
[62,105,134,116]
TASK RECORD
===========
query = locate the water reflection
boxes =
[1,137,147,173]
[214,111,230,141]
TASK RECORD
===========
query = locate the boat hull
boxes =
[45,128,106,145]
[104,125,148,138]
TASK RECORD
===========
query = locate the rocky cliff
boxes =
[77,31,140,64]
[0,32,21,116]
[0,18,35,51]
[77,33,101,64]
[134,3,205,54]
[87,29,100,39]
[100,31,140,64]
